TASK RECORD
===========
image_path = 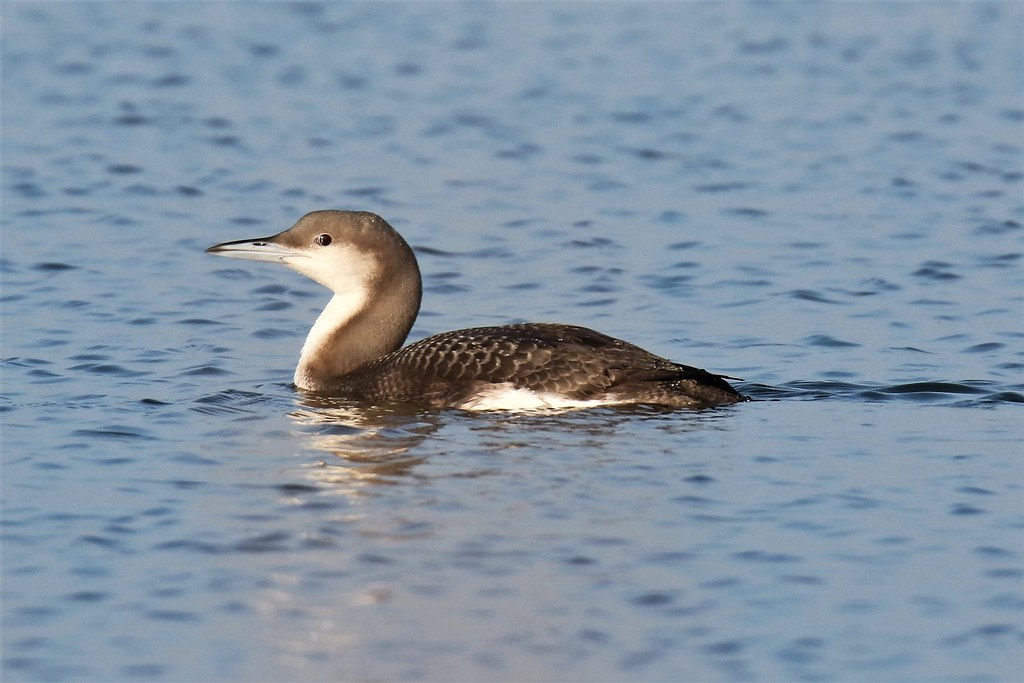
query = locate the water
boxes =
[2,2,1022,681]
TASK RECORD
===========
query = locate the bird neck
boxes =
[293,274,421,391]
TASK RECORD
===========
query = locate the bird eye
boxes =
[315,233,332,246]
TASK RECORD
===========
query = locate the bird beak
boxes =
[206,237,302,263]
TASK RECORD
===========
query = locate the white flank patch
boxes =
[456,384,621,412]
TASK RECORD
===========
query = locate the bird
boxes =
[206,210,747,411]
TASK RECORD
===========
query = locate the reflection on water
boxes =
[285,393,734,487]
[289,396,436,484]
[284,374,1024,491]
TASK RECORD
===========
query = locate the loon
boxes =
[206,210,746,411]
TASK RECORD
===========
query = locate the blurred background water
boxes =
[2,2,1022,681]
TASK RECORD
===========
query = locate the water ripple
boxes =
[742,381,1024,406]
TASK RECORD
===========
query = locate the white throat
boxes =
[294,287,369,389]
[282,241,421,392]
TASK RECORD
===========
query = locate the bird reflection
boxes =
[287,394,440,485]
[286,392,714,492]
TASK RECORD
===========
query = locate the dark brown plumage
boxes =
[331,323,745,409]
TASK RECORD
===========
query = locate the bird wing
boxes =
[347,323,740,405]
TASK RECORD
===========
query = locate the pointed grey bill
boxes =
[206,237,302,263]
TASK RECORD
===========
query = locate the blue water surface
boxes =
[2,2,1022,682]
